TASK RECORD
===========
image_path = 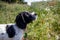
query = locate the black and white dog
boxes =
[0,11,37,40]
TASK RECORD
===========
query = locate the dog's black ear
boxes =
[6,25,15,38]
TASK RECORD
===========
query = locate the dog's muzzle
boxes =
[31,12,38,20]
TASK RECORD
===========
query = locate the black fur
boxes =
[15,12,36,29]
[6,25,15,38]
[6,11,37,38]
[15,12,27,29]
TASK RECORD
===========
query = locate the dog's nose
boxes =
[34,14,37,16]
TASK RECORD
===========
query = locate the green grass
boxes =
[0,1,60,40]
[0,1,29,23]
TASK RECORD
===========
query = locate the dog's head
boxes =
[15,11,37,29]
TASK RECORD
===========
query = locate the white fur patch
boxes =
[0,24,24,40]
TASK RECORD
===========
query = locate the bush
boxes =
[1,0,25,3]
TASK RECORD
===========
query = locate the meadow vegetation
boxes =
[0,1,60,40]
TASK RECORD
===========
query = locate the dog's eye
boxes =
[25,13,29,17]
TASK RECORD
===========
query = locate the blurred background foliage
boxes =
[0,0,60,40]
[1,0,25,3]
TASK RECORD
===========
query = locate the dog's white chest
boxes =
[0,24,24,40]
[13,26,24,40]
[0,24,8,40]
